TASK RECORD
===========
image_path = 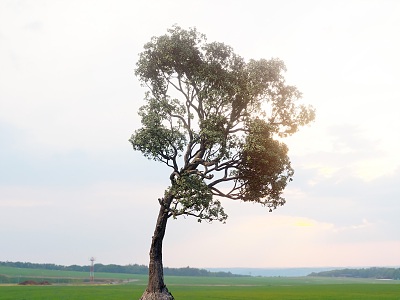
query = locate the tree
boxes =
[130,26,315,300]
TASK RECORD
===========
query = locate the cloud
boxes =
[287,123,400,184]
[23,20,43,31]
[284,162,400,222]
[0,181,164,266]
[0,120,173,189]
[163,212,399,268]
[1,0,400,269]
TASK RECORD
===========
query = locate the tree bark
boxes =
[140,195,174,300]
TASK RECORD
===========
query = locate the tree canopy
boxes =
[130,25,315,223]
[309,267,400,280]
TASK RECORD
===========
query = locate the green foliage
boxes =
[309,267,400,280]
[131,93,187,163]
[237,118,293,210]
[168,174,227,222]
[130,25,315,222]
[0,262,239,278]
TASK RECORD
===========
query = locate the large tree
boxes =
[130,26,315,300]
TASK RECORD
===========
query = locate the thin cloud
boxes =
[0,0,399,268]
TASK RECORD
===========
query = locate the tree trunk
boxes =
[140,195,174,300]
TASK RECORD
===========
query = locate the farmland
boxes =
[1,266,400,299]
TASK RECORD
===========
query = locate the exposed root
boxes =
[139,287,174,300]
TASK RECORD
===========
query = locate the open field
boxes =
[1,266,400,299]
[0,266,136,284]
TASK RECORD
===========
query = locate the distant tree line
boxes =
[163,266,238,277]
[308,267,400,279]
[0,261,241,277]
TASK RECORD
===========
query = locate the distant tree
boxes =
[130,26,315,300]
[308,267,400,279]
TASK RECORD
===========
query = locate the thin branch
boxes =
[209,186,240,200]
[208,175,239,188]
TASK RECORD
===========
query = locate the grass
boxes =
[0,285,143,300]
[1,266,400,299]
[1,281,400,300]
[0,266,139,284]
[171,284,400,300]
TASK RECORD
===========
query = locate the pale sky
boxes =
[1,0,400,269]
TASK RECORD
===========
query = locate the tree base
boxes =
[139,287,174,300]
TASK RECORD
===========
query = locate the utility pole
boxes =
[89,257,96,283]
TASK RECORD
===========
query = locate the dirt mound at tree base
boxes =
[19,280,51,285]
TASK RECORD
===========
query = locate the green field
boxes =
[0,265,137,284]
[1,266,400,300]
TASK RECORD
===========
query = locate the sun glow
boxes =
[294,220,314,227]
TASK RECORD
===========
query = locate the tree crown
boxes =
[130,26,315,222]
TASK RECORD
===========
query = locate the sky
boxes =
[1,0,400,269]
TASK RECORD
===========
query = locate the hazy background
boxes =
[1,0,399,269]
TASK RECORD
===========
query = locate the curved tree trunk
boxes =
[140,195,174,300]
